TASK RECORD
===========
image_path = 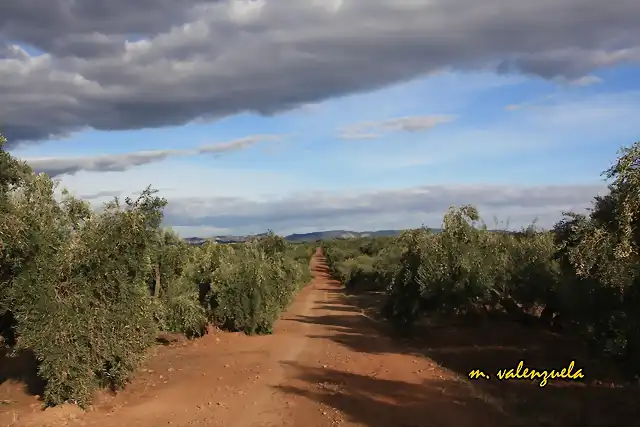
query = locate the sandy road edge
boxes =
[227,281,326,427]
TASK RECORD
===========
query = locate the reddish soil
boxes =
[1,248,638,427]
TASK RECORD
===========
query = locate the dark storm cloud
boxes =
[1,0,639,145]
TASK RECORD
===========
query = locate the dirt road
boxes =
[0,249,521,427]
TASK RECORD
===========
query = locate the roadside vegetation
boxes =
[0,132,314,406]
[323,140,640,380]
[2,131,639,410]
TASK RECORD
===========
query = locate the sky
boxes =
[1,0,639,237]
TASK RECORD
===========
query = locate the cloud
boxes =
[196,134,280,154]
[505,91,640,131]
[339,115,455,140]
[1,0,638,145]
[338,131,383,140]
[381,116,456,132]
[75,190,123,200]
[505,92,561,111]
[28,149,181,177]
[71,188,176,201]
[565,75,603,86]
[24,134,279,177]
[161,183,607,236]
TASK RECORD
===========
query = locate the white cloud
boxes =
[21,134,280,176]
[344,89,640,173]
[512,91,640,131]
[339,115,455,140]
[338,132,383,140]
[57,159,300,204]
[159,183,607,236]
[566,75,603,86]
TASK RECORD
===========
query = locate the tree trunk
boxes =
[154,264,161,298]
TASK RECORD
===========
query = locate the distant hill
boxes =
[183,237,209,245]
[182,229,408,245]
[284,229,403,242]
[180,226,529,246]
[185,233,266,245]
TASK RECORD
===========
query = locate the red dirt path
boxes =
[2,248,633,427]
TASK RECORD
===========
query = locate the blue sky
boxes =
[2,0,639,237]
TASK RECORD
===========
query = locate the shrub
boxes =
[2,178,165,406]
[152,229,206,337]
[202,244,306,334]
[0,134,313,405]
[322,142,640,378]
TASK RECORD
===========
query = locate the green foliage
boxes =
[5,124,638,407]
[322,236,401,292]
[2,177,164,406]
[196,238,310,335]
[253,230,287,256]
[551,142,640,372]
[0,134,34,344]
[0,133,312,406]
[152,228,207,338]
[320,142,640,378]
